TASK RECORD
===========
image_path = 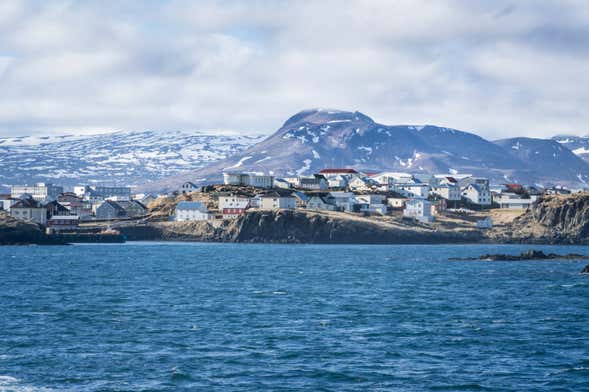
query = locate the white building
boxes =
[11,183,63,201]
[218,195,250,219]
[348,176,379,192]
[403,199,434,223]
[393,183,430,198]
[329,191,355,211]
[9,198,47,225]
[258,191,296,210]
[175,201,213,221]
[430,184,461,201]
[462,184,492,206]
[75,185,131,201]
[495,193,535,209]
[179,182,199,194]
[223,172,274,188]
[387,197,408,209]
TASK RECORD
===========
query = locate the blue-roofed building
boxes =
[175,201,213,221]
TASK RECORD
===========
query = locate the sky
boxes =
[0,0,587,139]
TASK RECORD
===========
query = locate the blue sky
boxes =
[0,0,587,138]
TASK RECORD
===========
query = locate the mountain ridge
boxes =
[147,109,589,191]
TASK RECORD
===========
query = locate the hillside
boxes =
[149,109,589,192]
[0,130,263,191]
[494,137,589,185]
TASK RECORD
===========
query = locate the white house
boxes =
[179,182,199,194]
[462,184,492,205]
[329,191,355,211]
[9,198,47,225]
[430,184,461,201]
[258,191,296,210]
[393,183,430,198]
[403,199,434,223]
[495,193,535,209]
[348,176,379,192]
[218,195,250,219]
[175,201,213,221]
[387,197,408,209]
[355,194,387,214]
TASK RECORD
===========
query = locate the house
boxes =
[223,172,274,188]
[403,199,434,223]
[355,194,387,214]
[387,197,408,209]
[430,184,461,201]
[115,200,148,217]
[57,193,91,219]
[218,194,250,219]
[140,194,157,206]
[348,176,379,192]
[95,200,128,220]
[462,184,492,206]
[0,195,18,212]
[9,198,47,225]
[44,200,71,219]
[306,194,338,211]
[175,201,213,221]
[318,168,359,188]
[258,191,296,210]
[47,215,80,232]
[394,182,430,198]
[179,182,199,194]
[11,183,63,201]
[328,191,355,211]
[495,192,535,209]
[297,175,328,190]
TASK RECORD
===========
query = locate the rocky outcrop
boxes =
[0,212,64,245]
[450,250,589,261]
[502,193,589,244]
[121,209,485,244]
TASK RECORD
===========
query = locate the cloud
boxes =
[0,0,587,138]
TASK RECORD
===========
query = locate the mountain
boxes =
[494,137,589,185]
[151,109,589,191]
[0,130,263,192]
[552,135,589,163]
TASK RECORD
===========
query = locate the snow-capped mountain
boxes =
[0,130,263,191]
[151,109,589,191]
[494,137,589,185]
[552,135,589,163]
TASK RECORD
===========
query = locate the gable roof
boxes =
[319,168,358,174]
[12,198,43,209]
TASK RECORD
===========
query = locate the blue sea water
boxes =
[1,243,589,391]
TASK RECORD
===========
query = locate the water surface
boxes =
[1,243,588,391]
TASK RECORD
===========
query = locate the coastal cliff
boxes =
[492,193,589,244]
[120,209,485,244]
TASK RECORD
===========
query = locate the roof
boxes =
[49,215,79,221]
[319,168,358,174]
[259,190,295,198]
[101,200,126,214]
[176,201,207,211]
[12,198,43,209]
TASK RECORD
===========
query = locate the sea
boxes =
[1,243,588,391]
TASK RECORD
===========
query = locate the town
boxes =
[0,168,579,239]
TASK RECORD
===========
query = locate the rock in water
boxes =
[581,264,589,274]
